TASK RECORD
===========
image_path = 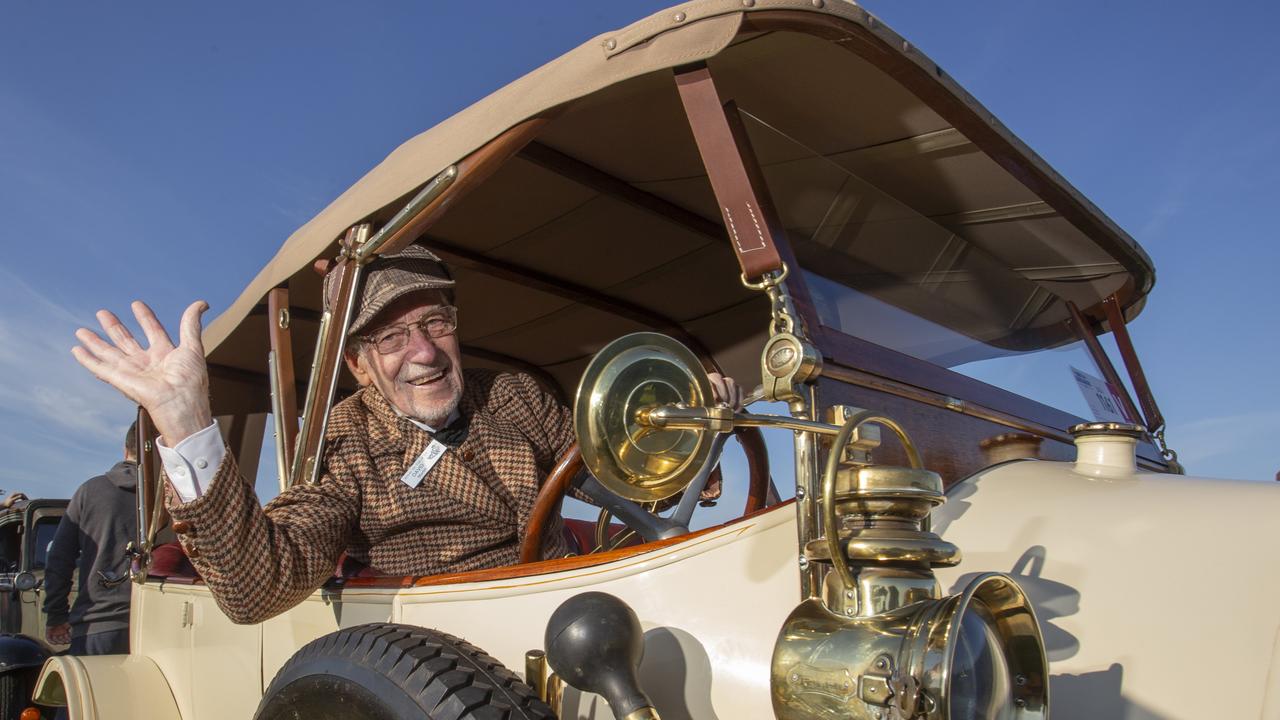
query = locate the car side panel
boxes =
[394,504,800,719]
[130,582,260,720]
[932,460,1280,719]
[259,584,396,687]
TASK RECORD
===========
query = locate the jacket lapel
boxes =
[362,387,513,524]
[456,408,521,517]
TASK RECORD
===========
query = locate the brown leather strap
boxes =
[1102,294,1165,432]
[675,65,785,282]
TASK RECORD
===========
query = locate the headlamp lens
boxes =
[950,602,1015,719]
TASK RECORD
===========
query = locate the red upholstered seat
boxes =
[149,541,201,581]
[560,518,633,555]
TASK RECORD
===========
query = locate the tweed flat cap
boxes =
[324,244,455,336]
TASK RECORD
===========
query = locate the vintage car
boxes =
[30,1,1280,718]
[0,495,68,720]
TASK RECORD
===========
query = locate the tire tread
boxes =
[261,623,554,720]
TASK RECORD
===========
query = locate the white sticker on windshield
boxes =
[1070,366,1130,423]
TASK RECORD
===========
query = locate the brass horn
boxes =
[573,333,717,502]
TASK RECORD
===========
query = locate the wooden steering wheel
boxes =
[518,427,772,563]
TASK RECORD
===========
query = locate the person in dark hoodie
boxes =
[43,421,138,655]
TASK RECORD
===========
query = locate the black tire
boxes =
[255,623,555,720]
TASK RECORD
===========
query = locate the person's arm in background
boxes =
[43,490,83,645]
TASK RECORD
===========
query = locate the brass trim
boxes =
[620,709,660,720]
[741,261,790,290]
[804,534,959,566]
[267,351,290,494]
[293,225,369,487]
[643,406,840,436]
[1068,421,1145,438]
[353,165,457,263]
[771,573,1048,719]
[820,411,923,595]
[132,408,161,582]
[791,388,823,600]
[546,673,563,717]
[292,308,331,484]
[524,650,548,704]
[574,332,715,502]
[922,573,1049,719]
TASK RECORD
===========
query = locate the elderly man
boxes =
[73,245,741,624]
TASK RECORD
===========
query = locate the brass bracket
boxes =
[859,655,922,719]
[826,406,881,464]
[525,649,563,714]
[703,405,735,433]
[859,674,892,706]
[126,540,150,584]
[745,264,823,403]
[761,333,822,403]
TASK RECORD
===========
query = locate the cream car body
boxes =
[32,1,1278,718]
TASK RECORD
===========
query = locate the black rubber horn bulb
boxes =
[544,591,655,718]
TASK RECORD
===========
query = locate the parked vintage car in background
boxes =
[31,1,1280,718]
[0,494,68,720]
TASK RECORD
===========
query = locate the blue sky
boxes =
[1,0,1276,502]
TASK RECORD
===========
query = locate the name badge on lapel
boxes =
[401,438,447,488]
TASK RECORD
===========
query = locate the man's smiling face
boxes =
[345,290,464,427]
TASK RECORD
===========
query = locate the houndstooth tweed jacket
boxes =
[167,369,574,624]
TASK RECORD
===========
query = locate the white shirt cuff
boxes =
[157,422,225,502]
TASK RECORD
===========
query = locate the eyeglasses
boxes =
[360,306,458,355]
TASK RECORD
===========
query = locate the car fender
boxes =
[33,654,182,720]
[932,459,1280,718]
[0,633,48,673]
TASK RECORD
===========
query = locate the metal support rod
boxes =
[640,405,842,436]
[1101,294,1165,432]
[791,390,823,600]
[266,285,298,490]
[636,395,839,600]
[132,406,161,582]
[353,166,458,263]
[293,224,369,486]
[1065,300,1142,424]
[267,352,290,493]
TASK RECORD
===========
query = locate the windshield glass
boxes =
[30,515,61,570]
[738,108,1129,419]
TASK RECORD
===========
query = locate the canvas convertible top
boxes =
[202,0,1156,415]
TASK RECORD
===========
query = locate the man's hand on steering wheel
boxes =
[700,372,744,502]
[706,372,745,411]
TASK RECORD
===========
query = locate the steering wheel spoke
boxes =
[519,426,772,564]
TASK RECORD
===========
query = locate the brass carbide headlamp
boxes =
[572,332,1048,720]
[771,411,1049,720]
